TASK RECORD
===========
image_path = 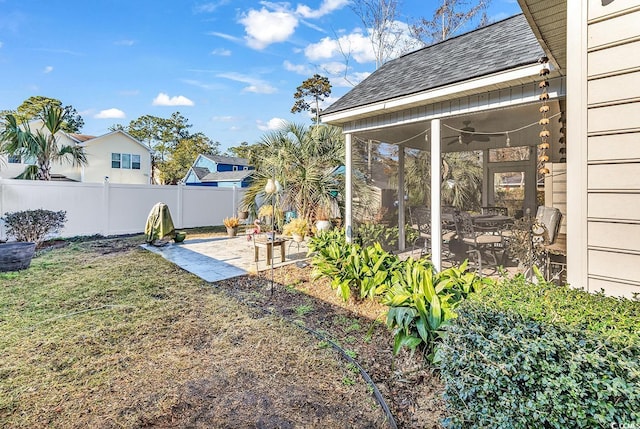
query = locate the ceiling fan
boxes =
[445,121,494,145]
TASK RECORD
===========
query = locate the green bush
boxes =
[470,273,640,345]
[383,259,490,359]
[2,209,67,247]
[310,238,399,302]
[440,276,640,428]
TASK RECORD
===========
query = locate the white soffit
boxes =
[518,0,567,71]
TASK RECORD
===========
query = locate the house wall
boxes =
[581,0,640,297]
[82,133,151,184]
[0,179,245,239]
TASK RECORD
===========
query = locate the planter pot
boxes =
[237,211,249,220]
[315,220,332,232]
[174,232,186,243]
[0,242,37,272]
[292,233,305,243]
[226,226,238,237]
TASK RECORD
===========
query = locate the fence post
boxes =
[177,183,184,228]
[102,177,110,236]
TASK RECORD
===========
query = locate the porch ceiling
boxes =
[517,0,567,71]
[352,100,562,153]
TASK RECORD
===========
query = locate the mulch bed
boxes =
[214,263,446,429]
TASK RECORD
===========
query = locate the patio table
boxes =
[254,236,287,264]
[471,214,514,229]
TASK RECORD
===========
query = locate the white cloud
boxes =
[114,39,135,46]
[304,22,420,65]
[94,108,126,119]
[211,47,231,56]
[152,92,195,106]
[257,117,286,131]
[217,72,277,94]
[182,79,225,91]
[212,115,236,122]
[296,0,349,18]
[0,41,3,48]
[305,31,375,64]
[208,31,243,43]
[283,60,313,75]
[43,65,53,74]
[194,1,229,13]
[239,7,298,49]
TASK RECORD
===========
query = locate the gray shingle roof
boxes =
[192,166,210,180]
[322,14,544,116]
[201,170,253,183]
[201,154,250,166]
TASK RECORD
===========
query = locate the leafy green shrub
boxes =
[471,272,640,345]
[355,222,398,250]
[440,276,640,428]
[307,228,346,254]
[2,209,67,247]
[383,259,490,359]
[311,239,399,301]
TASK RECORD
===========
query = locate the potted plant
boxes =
[315,207,332,232]
[223,216,240,237]
[282,218,308,242]
[237,206,249,220]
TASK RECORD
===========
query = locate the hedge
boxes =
[440,276,640,428]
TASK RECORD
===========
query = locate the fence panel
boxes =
[0,179,245,239]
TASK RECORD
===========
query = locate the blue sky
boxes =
[0,0,521,152]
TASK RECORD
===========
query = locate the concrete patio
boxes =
[141,234,311,283]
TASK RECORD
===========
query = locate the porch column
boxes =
[345,133,353,243]
[398,145,406,251]
[430,119,442,271]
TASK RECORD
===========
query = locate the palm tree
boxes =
[404,150,482,211]
[1,105,87,180]
[242,122,378,229]
[242,123,343,224]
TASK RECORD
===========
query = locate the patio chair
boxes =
[408,206,431,256]
[454,211,503,273]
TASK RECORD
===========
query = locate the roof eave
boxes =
[517,0,567,71]
[322,63,543,125]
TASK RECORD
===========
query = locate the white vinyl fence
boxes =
[0,179,246,239]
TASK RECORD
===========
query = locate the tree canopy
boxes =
[411,0,491,45]
[111,112,220,184]
[1,96,85,133]
[291,74,332,124]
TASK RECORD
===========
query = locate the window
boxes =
[233,165,238,171]
[112,153,141,170]
[243,166,248,170]
[8,155,22,164]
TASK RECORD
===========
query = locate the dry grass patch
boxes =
[0,236,387,428]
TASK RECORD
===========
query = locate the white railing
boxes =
[0,179,246,239]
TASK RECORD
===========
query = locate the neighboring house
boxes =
[1,120,152,184]
[183,154,253,187]
[322,3,640,298]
